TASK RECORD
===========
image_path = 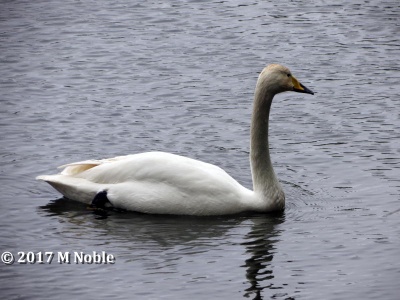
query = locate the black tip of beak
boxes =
[294,83,314,95]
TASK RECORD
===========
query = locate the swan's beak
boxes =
[292,76,314,95]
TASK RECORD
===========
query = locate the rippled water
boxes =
[1,0,399,299]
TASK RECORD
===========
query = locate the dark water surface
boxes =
[1,0,399,299]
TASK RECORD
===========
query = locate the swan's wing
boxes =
[58,155,136,175]
[79,152,251,213]
[39,152,253,215]
[75,152,237,186]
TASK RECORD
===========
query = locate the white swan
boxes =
[37,64,314,216]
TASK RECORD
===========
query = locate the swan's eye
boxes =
[287,73,291,77]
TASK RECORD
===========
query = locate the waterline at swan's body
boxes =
[37,64,314,216]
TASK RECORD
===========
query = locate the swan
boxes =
[37,64,314,216]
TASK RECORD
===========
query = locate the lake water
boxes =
[1,0,399,299]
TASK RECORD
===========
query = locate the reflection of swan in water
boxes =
[39,198,249,246]
[39,200,285,298]
[37,64,313,216]
[242,213,284,299]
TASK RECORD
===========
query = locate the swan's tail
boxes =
[36,174,103,204]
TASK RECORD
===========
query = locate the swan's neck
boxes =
[250,83,285,210]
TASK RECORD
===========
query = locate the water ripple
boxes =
[1,0,399,299]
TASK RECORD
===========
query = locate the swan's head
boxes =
[258,64,314,95]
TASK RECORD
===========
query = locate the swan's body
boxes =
[37,64,313,216]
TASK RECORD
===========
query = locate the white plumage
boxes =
[37,64,314,216]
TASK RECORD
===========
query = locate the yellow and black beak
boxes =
[292,76,314,95]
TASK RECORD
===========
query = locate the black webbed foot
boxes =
[91,191,112,209]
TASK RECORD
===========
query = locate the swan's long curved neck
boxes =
[250,82,284,209]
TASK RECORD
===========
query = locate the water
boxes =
[1,0,399,299]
